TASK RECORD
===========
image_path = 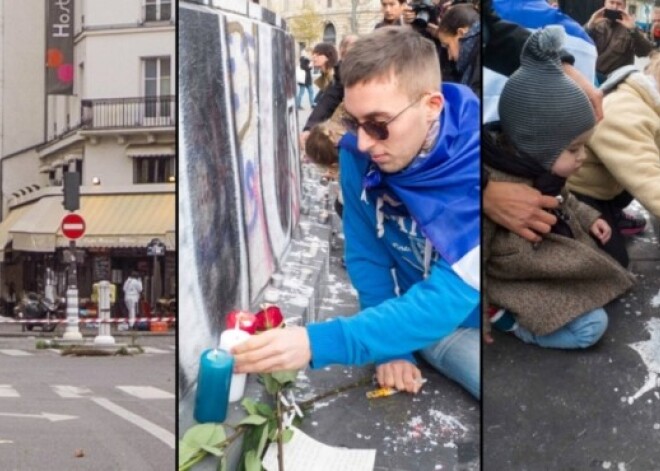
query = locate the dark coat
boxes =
[303,63,342,131]
[586,20,654,76]
[299,56,312,86]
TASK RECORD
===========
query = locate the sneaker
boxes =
[615,210,646,236]
[487,306,518,332]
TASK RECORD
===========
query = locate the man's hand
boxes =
[232,326,311,374]
[562,63,604,122]
[483,181,559,243]
[618,10,636,30]
[590,218,612,245]
[586,7,606,29]
[376,359,423,394]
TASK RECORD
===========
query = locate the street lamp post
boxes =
[146,238,166,311]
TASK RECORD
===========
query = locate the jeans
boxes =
[512,308,608,349]
[419,328,480,400]
[296,83,314,108]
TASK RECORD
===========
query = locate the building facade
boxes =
[261,0,384,48]
[0,0,175,317]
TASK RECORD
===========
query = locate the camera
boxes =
[603,9,622,21]
[409,0,438,30]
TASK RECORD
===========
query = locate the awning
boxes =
[126,145,175,158]
[0,204,36,261]
[10,193,175,252]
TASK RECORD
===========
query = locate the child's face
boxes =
[551,129,594,178]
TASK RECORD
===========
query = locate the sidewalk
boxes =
[483,206,660,470]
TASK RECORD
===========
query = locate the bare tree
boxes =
[289,6,324,47]
[350,0,373,33]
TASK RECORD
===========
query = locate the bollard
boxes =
[62,287,83,341]
[94,281,115,345]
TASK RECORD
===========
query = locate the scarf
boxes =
[457,22,480,86]
[483,123,574,238]
[339,83,481,289]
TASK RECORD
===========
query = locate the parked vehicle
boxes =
[16,292,64,332]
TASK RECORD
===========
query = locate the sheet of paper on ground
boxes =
[262,427,376,471]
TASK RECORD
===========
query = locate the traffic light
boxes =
[63,172,80,211]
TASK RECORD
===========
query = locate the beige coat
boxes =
[567,72,660,218]
[484,168,635,336]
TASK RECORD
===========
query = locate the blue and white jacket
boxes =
[307,83,480,368]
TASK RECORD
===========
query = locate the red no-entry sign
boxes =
[61,213,86,240]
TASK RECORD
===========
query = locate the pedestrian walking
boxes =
[123,271,142,329]
[295,53,313,110]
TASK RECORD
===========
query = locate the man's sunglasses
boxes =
[341,95,426,141]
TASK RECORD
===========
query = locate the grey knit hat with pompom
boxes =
[499,26,596,170]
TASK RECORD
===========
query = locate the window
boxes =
[628,5,636,16]
[144,0,172,22]
[134,157,175,184]
[323,23,336,45]
[143,57,171,119]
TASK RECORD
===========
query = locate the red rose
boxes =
[225,310,257,335]
[254,305,284,331]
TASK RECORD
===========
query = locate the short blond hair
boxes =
[340,26,441,100]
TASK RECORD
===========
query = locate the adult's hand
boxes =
[618,10,636,30]
[562,63,604,122]
[483,181,559,243]
[586,7,606,29]
[376,359,423,394]
[232,326,311,374]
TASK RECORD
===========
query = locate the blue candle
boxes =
[194,348,233,423]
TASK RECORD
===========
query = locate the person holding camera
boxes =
[375,0,407,28]
[585,0,654,83]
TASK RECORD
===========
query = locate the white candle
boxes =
[219,328,251,402]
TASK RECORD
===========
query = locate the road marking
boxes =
[0,385,19,397]
[0,412,77,422]
[142,347,170,354]
[0,439,13,444]
[0,349,32,356]
[117,386,174,399]
[91,397,174,448]
[168,345,176,350]
[52,385,92,398]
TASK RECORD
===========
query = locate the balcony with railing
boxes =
[81,95,175,130]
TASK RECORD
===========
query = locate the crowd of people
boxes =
[234,0,659,402]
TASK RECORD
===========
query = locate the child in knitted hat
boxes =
[482,26,635,348]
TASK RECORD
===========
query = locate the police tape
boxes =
[0,317,176,324]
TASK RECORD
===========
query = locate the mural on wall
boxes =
[227,18,276,302]
[179,6,245,394]
[179,1,300,397]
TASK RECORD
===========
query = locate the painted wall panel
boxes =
[179,2,300,395]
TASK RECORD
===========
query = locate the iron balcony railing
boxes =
[81,95,174,130]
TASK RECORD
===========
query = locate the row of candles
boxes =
[194,307,284,423]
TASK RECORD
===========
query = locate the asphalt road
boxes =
[0,334,176,470]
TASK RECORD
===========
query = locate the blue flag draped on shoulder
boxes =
[340,83,481,290]
[484,0,597,123]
